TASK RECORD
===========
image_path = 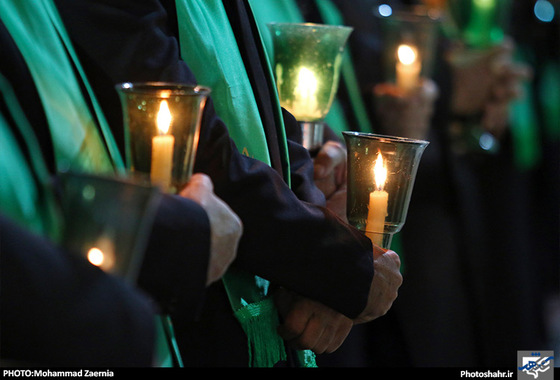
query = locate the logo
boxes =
[518,351,554,380]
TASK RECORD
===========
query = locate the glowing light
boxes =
[397,44,418,66]
[295,67,318,97]
[157,100,172,134]
[373,152,388,191]
[473,0,495,9]
[534,0,555,22]
[378,4,392,17]
[87,247,105,267]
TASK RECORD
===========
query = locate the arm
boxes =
[195,100,374,319]
[56,0,375,319]
[0,214,156,366]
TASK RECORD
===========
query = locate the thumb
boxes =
[179,173,213,199]
[314,142,346,179]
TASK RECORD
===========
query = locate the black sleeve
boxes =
[138,193,211,320]
[0,9,211,321]
[56,0,374,319]
[195,100,374,319]
[0,214,156,367]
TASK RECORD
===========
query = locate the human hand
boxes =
[179,173,243,285]
[447,38,532,137]
[353,246,402,324]
[313,141,348,221]
[274,288,353,354]
[373,78,439,140]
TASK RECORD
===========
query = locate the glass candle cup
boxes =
[116,82,210,193]
[268,23,353,151]
[343,132,429,249]
[446,0,513,48]
[378,8,439,93]
[58,171,161,283]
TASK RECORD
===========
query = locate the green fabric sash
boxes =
[0,0,181,367]
[0,73,176,368]
[0,74,62,241]
[175,0,272,165]
[0,0,123,174]
[174,0,315,367]
[313,0,374,134]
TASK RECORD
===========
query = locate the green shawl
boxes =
[174,0,316,367]
[0,0,180,367]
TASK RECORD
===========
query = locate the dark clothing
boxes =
[329,0,548,367]
[54,0,373,320]
[0,17,211,324]
[57,0,372,316]
[0,214,157,366]
[2,0,375,367]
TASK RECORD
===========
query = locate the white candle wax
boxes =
[396,44,421,92]
[366,190,388,246]
[151,134,174,190]
[151,100,174,190]
[366,152,389,246]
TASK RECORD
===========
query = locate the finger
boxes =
[179,173,213,198]
[305,318,331,354]
[287,315,325,353]
[314,142,346,179]
[277,307,312,342]
[372,244,388,260]
[325,320,353,354]
[187,173,214,192]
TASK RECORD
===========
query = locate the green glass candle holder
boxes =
[268,23,353,151]
[58,171,161,283]
[343,132,429,249]
[116,82,210,193]
[446,0,512,48]
[378,8,439,93]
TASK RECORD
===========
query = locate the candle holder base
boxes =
[299,121,325,154]
[365,231,393,250]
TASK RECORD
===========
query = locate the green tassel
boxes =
[296,349,318,368]
[234,298,287,367]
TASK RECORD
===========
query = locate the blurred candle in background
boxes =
[396,44,421,92]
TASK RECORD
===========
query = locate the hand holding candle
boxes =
[150,100,175,190]
[366,152,389,246]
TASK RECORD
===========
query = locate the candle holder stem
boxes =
[299,121,325,153]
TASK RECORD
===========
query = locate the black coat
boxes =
[1,0,375,366]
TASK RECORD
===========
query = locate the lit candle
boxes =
[151,100,174,190]
[396,44,421,93]
[87,236,115,272]
[366,152,389,246]
[291,67,321,120]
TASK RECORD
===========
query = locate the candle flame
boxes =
[157,100,172,134]
[397,44,418,66]
[295,67,318,98]
[373,152,387,190]
[87,247,105,267]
